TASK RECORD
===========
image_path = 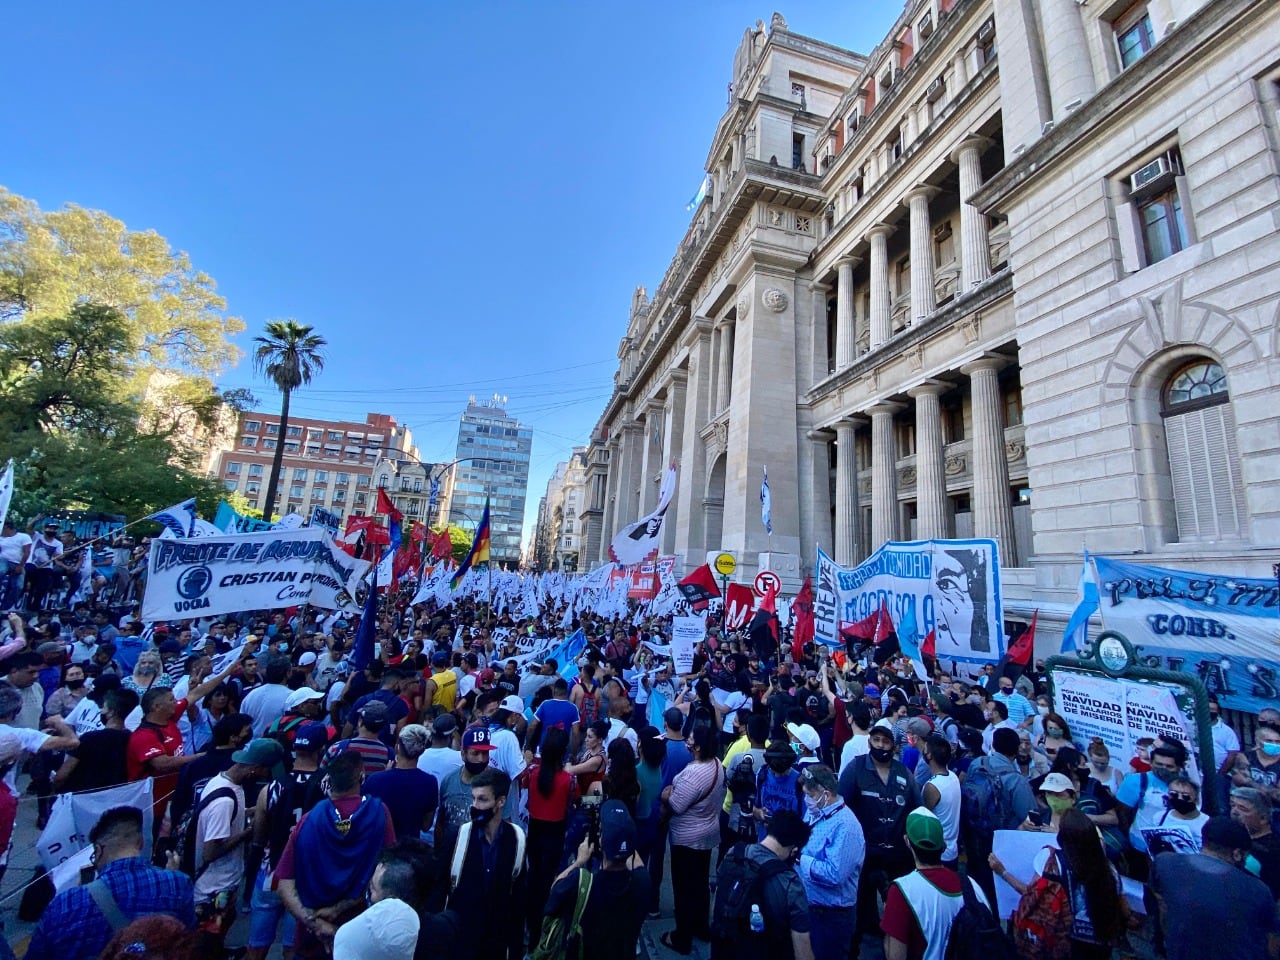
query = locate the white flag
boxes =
[761,465,772,536]
[609,464,677,567]
[148,498,197,538]
[0,459,13,531]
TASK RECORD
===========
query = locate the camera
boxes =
[580,793,603,851]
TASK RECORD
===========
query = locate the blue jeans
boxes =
[0,561,21,611]
[247,865,296,949]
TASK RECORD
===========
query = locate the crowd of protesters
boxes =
[0,531,1277,960]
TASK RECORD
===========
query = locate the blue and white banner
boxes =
[0,459,13,531]
[142,528,370,621]
[310,505,342,537]
[213,499,275,534]
[817,539,1005,663]
[148,498,197,538]
[814,548,841,647]
[1090,556,1280,714]
[39,779,155,890]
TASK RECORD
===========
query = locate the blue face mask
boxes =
[1261,742,1280,758]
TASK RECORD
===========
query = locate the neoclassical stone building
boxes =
[580,0,1280,634]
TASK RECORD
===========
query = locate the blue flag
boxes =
[349,564,378,672]
[1062,552,1100,653]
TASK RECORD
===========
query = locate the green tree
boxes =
[224,490,264,521]
[0,186,244,376]
[447,523,472,563]
[252,319,327,519]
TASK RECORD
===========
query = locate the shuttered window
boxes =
[1162,360,1246,541]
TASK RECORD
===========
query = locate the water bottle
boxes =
[749,904,765,934]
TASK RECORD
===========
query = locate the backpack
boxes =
[728,754,758,809]
[530,867,593,960]
[174,782,239,878]
[945,874,1015,960]
[961,758,1012,854]
[1011,848,1074,960]
[710,843,792,960]
[267,713,307,749]
[575,680,600,726]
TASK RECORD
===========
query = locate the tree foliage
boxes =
[0,186,244,376]
[252,319,327,517]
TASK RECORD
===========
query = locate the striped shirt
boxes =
[668,759,726,849]
[993,689,1035,725]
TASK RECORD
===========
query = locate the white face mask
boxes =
[1036,705,1050,716]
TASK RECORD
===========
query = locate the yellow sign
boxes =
[713,552,737,576]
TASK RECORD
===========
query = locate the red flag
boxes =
[791,575,814,662]
[724,584,755,630]
[677,564,721,611]
[1008,610,1037,666]
[430,528,453,560]
[393,539,422,581]
[375,487,402,523]
[841,599,892,643]
[921,629,936,660]
[410,521,428,543]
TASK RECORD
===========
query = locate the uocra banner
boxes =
[1093,556,1280,714]
[820,539,1005,664]
[142,528,370,621]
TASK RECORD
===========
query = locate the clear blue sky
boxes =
[3,3,892,550]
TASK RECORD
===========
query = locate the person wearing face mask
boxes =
[792,765,862,960]
[123,649,172,696]
[1150,817,1279,960]
[1230,786,1280,899]
[839,719,921,943]
[993,676,1035,730]
[1207,695,1241,775]
[1136,775,1209,855]
[436,726,512,855]
[1115,742,1186,879]
[1022,771,1077,835]
[1084,738,1125,794]
[1234,721,1280,810]
[44,661,91,718]
[446,768,527,960]
[277,750,396,959]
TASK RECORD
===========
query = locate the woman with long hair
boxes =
[658,724,726,955]
[591,738,641,815]
[992,808,1128,960]
[122,649,170,696]
[520,727,573,942]
[565,720,609,794]
[190,682,235,754]
[44,663,91,718]
[1040,712,1076,762]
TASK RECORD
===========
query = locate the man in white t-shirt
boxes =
[193,738,284,949]
[0,684,79,792]
[25,522,63,610]
[0,522,32,611]
[1207,696,1241,773]
[417,714,463,783]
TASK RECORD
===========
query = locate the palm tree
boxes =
[252,319,326,520]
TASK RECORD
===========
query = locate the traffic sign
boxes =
[754,570,780,596]
[713,552,737,576]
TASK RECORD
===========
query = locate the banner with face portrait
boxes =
[608,464,677,567]
[142,528,370,621]
[816,539,1005,663]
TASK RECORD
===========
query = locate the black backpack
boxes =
[174,782,239,878]
[710,843,791,960]
[944,873,1016,960]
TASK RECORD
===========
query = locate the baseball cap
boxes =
[905,807,945,852]
[232,738,286,769]
[284,687,325,712]
[498,694,525,715]
[332,895,420,960]
[432,714,458,737]
[357,701,391,728]
[479,668,496,685]
[298,652,318,667]
[599,799,637,861]
[431,652,449,667]
[462,727,497,752]
[871,718,895,735]
[1041,772,1076,794]
[36,641,63,656]
[864,683,880,697]
[906,717,934,739]
[785,722,820,752]
[158,638,181,655]
[293,722,331,752]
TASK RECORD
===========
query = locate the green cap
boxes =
[904,807,945,852]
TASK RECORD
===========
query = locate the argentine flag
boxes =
[1061,552,1100,652]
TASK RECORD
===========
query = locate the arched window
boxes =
[1161,359,1246,540]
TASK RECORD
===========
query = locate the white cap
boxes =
[871,718,895,734]
[333,897,420,960]
[284,687,325,711]
[785,722,820,752]
[298,651,318,666]
[499,694,525,714]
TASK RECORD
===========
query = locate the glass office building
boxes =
[448,396,533,567]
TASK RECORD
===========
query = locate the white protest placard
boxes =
[142,528,370,621]
[992,830,1146,919]
[671,615,704,675]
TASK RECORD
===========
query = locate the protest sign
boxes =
[310,505,342,537]
[817,539,1005,663]
[1052,667,1203,782]
[39,780,155,890]
[142,528,370,621]
[671,615,703,674]
[991,830,1146,919]
[1090,556,1280,714]
[213,499,274,534]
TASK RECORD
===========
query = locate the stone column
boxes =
[709,326,722,416]
[661,372,687,555]
[952,137,993,290]
[674,320,714,557]
[1039,0,1096,120]
[599,440,618,563]
[803,427,834,559]
[906,186,940,323]
[616,421,644,530]
[909,382,948,540]
[870,402,904,549]
[639,400,664,517]
[868,225,893,349]
[716,318,735,413]
[962,358,1017,564]
[832,419,863,567]
[835,258,859,369]
[809,281,831,385]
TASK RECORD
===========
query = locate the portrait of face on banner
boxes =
[828,538,1004,664]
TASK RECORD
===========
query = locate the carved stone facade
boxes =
[584,0,1280,639]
